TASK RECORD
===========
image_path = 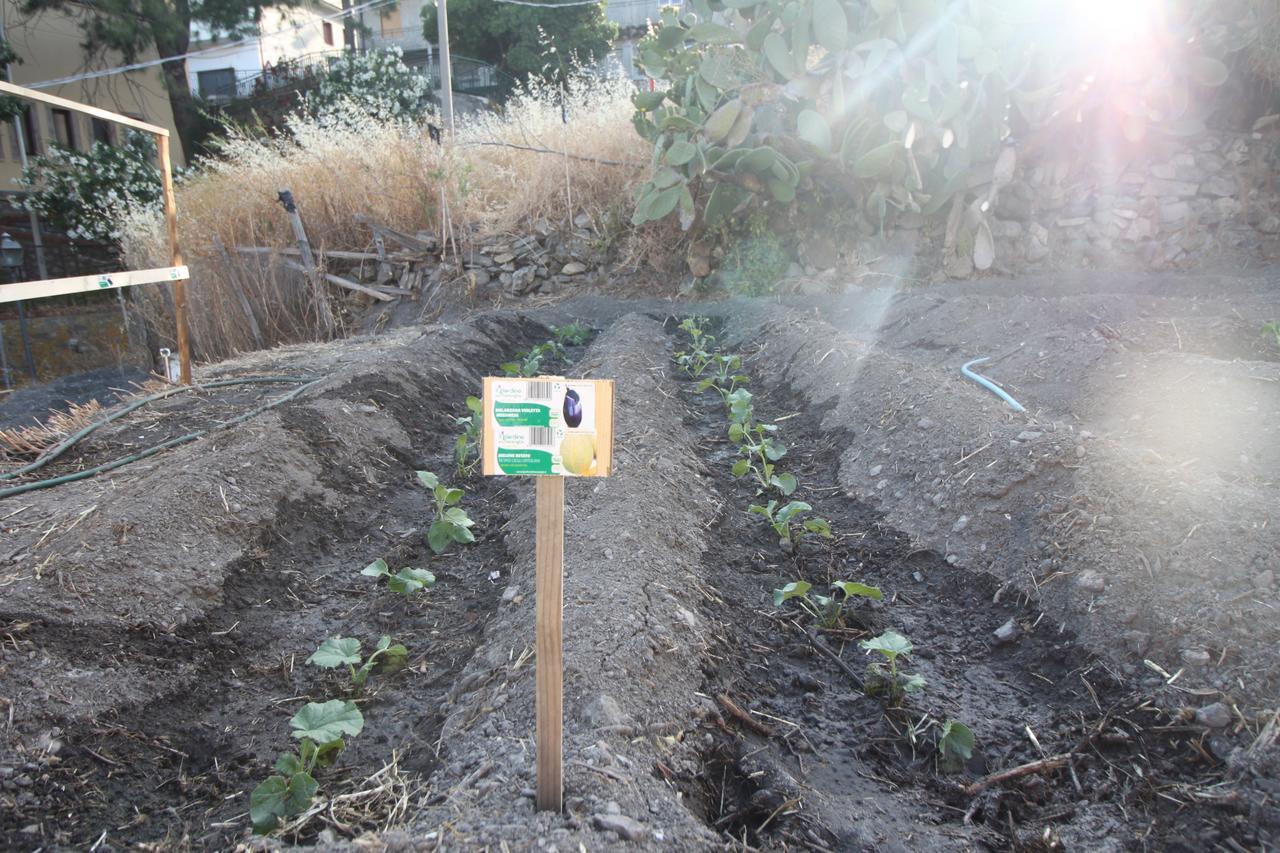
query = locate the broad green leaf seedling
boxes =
[250,700,364,834]
[307,635,408,692]
[453,395,483,477]
[773,579,882,629]
[749,501,832,548]
[674,317,716,377]
[860,630,927,704]
[937,719,975,772]
[417,470,476,554]
[726,389,797,495]
[552,321,592,347]
[697,354,750,403]
[361,558,436,599]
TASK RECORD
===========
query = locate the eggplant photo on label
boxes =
[563,388,583,428]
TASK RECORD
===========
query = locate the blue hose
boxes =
[961,357,1026,413]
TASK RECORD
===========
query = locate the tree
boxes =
[421,0,616,83]
[18,0,299,154]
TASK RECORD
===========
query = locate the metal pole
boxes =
[0,312,11,390]
[14,296,35,380]
[435,0,454,133]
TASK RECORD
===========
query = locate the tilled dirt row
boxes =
[0,313,564,849]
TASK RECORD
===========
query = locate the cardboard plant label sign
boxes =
[481,376,614,477]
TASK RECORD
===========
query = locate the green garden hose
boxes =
[0,376,323,499]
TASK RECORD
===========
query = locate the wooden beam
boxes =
[353,214,437,253]
[535,475,565,812]
[0,266,189,304]
[0,80,169,137]
[158,133,192,384]
[279,258,394,302]
[234,246,384,261]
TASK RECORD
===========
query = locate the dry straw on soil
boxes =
[122,73,649,361]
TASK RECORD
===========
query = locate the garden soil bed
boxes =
[0,265,1277,851]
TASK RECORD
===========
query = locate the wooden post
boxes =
[278,189,335,336]
[157,133,192,385]
[535,475,565,812]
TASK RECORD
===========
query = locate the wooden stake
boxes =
[535,475,565,812]
[157,133,192,385]
[278,189,335,336]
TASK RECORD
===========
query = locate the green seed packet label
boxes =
[496,448,554,475]
[493,401,551,427]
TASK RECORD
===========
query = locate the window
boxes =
[91,117,114,146]
[12,105,39,157]
[323,21,334,46]
[50,108,77,149]
[196,67,237,99]
[380,6,401,36]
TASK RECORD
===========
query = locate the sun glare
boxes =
[1067,0,1162,44]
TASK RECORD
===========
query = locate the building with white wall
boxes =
[185,0,346,102]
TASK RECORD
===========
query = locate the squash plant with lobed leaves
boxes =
[250,699,365,833]
[308,635,408,692]
[416,471,477,554]
[774,578,880,627]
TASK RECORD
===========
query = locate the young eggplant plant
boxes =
[773,579,881,628]
[361,558,436,599]
[250,699,364,834]
[416,470,476,554]
[674,316,716,377]
[697,354,749,404]
[307,635,408,692]
[749,500,832,548]
[452,395,483,477]
[552,321,592,347]
[860,630,927,704]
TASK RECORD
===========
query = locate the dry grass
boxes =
[0,400,103,463]
[122,71,650,361]
[1249,0,1280,86]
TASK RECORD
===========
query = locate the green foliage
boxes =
[251,700,363,833]
[16,131,161,243]
[628,0,1248,271]
[728,392,796,496]
[719,231,790,296]
[421,0,616,83]
[361,558,436,599]
[305,47,429,125]
[860,630,926,703]
[416,471,476,554]
[0,40,24,123]
[696,353,750,402]
[453,395,484,477]
[773,578,879,628]
[308,635,408,691]
[937,719,975,772]
[1263,321,1280,349]
[749,500,831,547]
[675,317,717,377]
[552,321,592,346]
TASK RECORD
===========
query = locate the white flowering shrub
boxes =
[16,131,162,243]
[305,47,428,126]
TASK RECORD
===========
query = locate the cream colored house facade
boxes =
[0,0,185,189]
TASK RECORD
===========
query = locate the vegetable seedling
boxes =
[674,317,716,377]
[361,558,436,599]
[860,630,927,703]
[773,579,882,628]
[552,321,592,347]
[749,500,832,547]
[697,354,749,403]
[937,719,975,772]
[1264,320,1280,349]
[416,470,476,554]
[307,635,408,691]
[250,700,363,834]
[453,395,483,477]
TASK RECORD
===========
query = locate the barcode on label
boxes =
[529,427,554,446]
[526,381,552,400]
